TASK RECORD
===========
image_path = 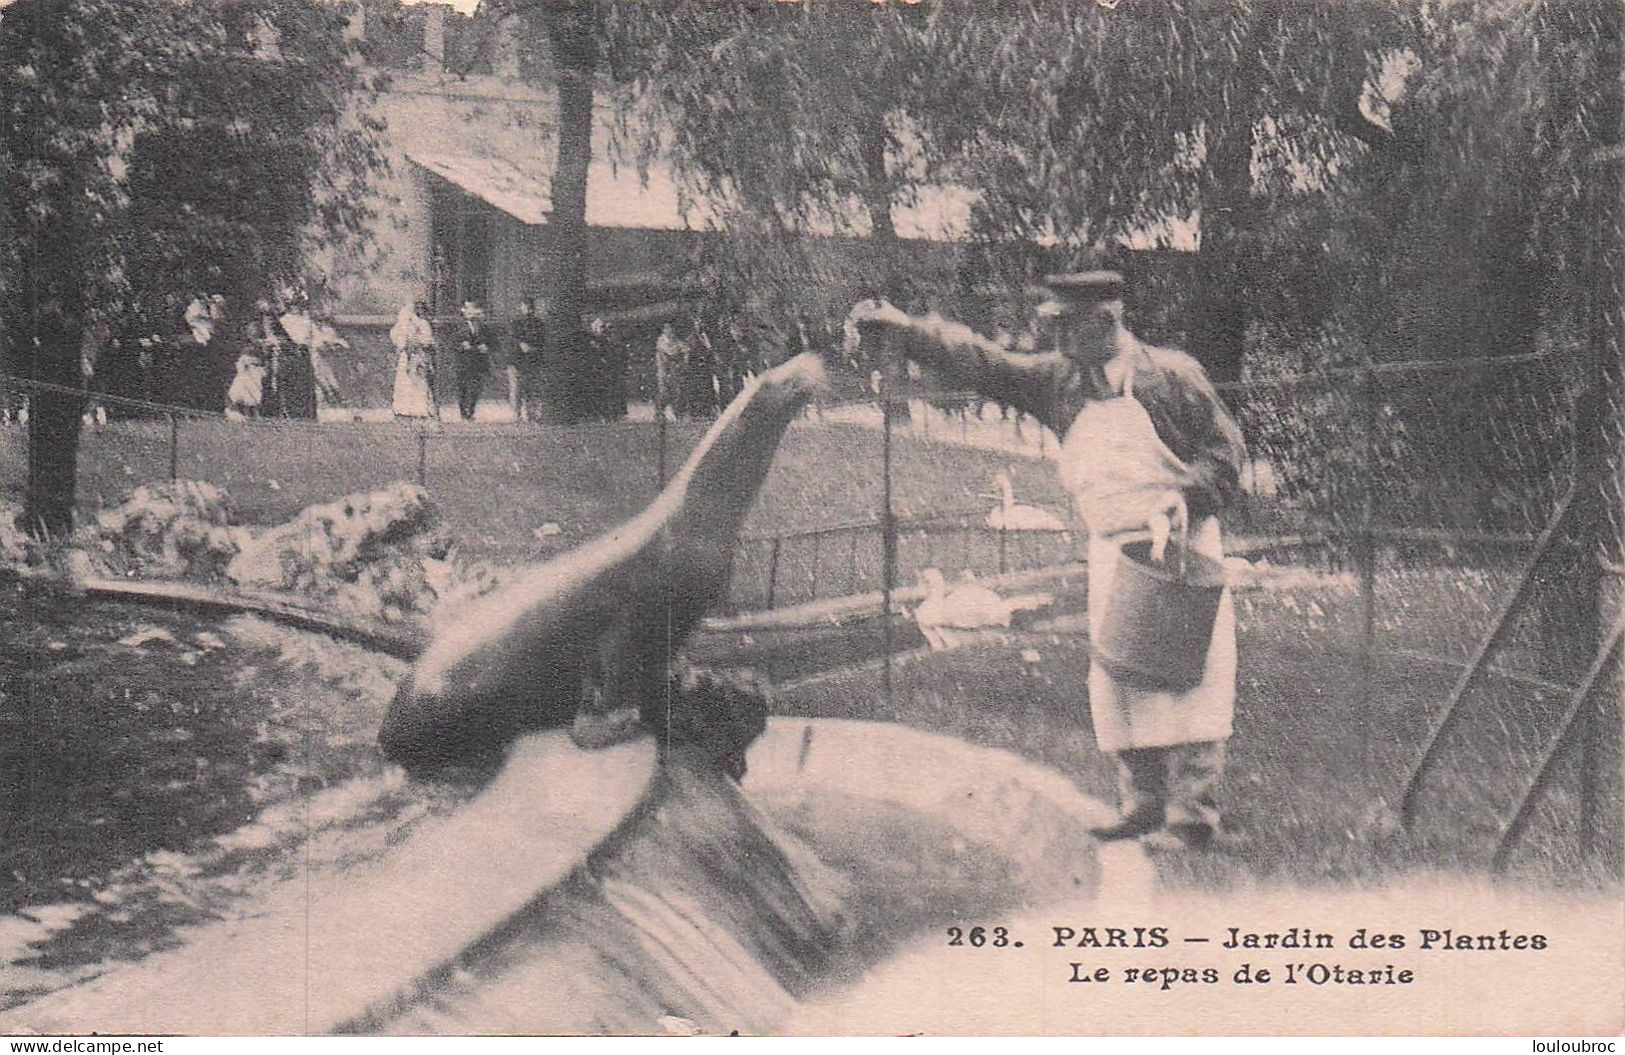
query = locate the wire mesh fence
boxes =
[1224,351,1595,672]
[1219,343,1620,871]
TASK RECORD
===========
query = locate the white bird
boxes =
[912,568,1054,651]
[984,472,1066,533]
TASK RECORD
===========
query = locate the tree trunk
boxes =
[14,179,88,539]
[2,1,88,537]
[1191,3,1276,387]
[22,312,86,539]
[540,3,602,424]
[1192,115,1257,385]
[25,382,86,540]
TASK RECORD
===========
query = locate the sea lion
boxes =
[379,352,827,769]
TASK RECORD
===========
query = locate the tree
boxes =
[1,0,166,537]
[601,1,1416,384]
[426,2,949,418]
[415,0,1614,425]
[1334,0,1622,664]
[917,0,1415,382]
[0,0,383,535]
[602,0,948,400]
[1335,0,1617,364]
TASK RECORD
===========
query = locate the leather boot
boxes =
[1088,802,1165,842]
[1140,822,1215,853]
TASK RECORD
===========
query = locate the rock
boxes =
[423,558,504,627]
[226,483,436,593]
[17,902,91,931]
[87,482,242,580]
[226,483,502,625]
[118,627,180,649]
[659,1015,701,1036]
[62,549,98,584]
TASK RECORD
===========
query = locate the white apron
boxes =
[1056,361,1236,753]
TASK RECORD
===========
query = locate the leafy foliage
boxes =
[0,0,385,532]
[593,1,1423,378]
[1327,0,1620,362]
[601,1,956,364]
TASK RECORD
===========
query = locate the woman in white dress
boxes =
[390,300,438,420]
[226,349,267,418]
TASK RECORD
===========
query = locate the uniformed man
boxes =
[848,272,1246,851]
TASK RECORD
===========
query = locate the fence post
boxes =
[998,523,1008,576]
[881,351,898,706]
[765,536,782,610]
[1357,356,1377,695]
[1576,133,1624,854]
[416,429,427,488]
[168,413,179,483]
[657,411,668,491]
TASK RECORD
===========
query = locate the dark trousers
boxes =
[1114,740,1227,830]
[519,360,545,420]
[457,353,488,421]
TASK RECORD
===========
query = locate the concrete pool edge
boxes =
[744,717,1154,907]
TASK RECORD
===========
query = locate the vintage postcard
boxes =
[0,0,1619,1040]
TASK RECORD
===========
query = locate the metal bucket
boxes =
[1093,539,1226,691]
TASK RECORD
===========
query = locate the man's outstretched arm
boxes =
[847,301,1076,434]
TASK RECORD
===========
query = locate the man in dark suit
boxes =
[509,295,546,422]
[455,300,493,422]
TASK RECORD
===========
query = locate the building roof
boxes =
[409,153,550,225]
[408,151,722,232]
[407,150,980,241]
[389,73,1192,248]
